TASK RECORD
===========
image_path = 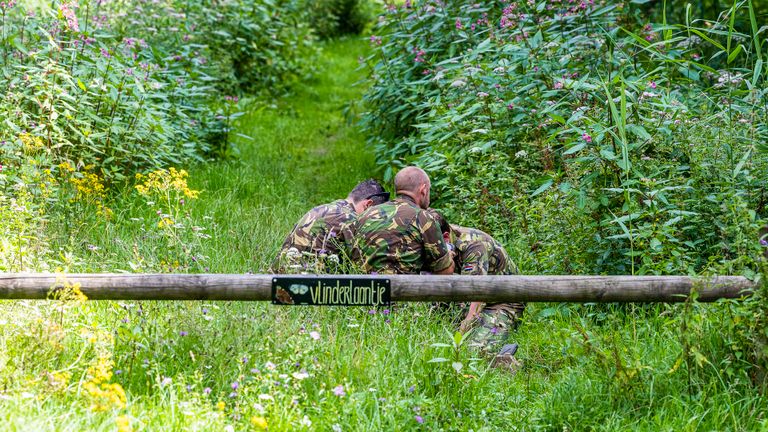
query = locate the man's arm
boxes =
[418,211,454,274]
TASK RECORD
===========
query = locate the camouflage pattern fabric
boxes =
[465,307,522,355]
[344,196,452,274]
[273,199,355,273]
[450,224,524,352]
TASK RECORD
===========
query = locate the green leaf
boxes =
[727,44,743,64]
[531,179,553,197]
[77,79,87,92]
[563,142,586,155]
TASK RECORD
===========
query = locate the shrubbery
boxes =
[362,0,767,276]
[361,0,768,410]
[0,0,321,270]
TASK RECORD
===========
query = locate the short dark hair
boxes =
[427,208,450,234]
[348,179,389,205]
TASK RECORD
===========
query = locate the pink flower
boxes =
[309,331,320,340]
[582,133,592,143]
[649,81,657,89]
[60,2,79,32]
[554,81,563,89]
[455,18,462,29]
[333,385,346,397]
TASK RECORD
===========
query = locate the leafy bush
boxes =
[360,0,768,398]
[361,0,767,276]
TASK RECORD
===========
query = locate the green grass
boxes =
[1,37,768,431]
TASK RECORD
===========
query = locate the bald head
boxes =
[395,166,431,209]
[395,166,430,193]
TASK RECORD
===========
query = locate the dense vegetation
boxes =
[1,0,767,430]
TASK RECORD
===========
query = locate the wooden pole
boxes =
[0,274,757,302]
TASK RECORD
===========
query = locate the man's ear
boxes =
[363,199,374,210]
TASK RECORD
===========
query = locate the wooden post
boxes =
[0,274,756,302]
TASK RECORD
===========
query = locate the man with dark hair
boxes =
[428,209,522,369]
[273,179,389,273]
[345,167,454,275]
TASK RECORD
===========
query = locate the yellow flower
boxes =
[157,217,174,228]
[19,133,45,154]
[116,415,132,432]
[134,167,200,199]
[251,416,268,429]
[216,401,226,411]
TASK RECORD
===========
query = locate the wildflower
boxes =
[309,331,320,340]
[450,80,466,88]
[455,18,462,29]
[292,371,309,380]
[477,91,489,98]
[251,416,268,429]
[332,424,342,432]
[408,385,415,393]
[369,35,382,46]
[368,309,376,315]
[554,81,563,89]
[231,381,239,390]
[202,307,208,314]
[161,377,172,386]
[265,361,276,370]
[179,331,188,336]
[116,415,131,432]
[203,387,211,395]
[582,133,592,143]
[415,415,424,424]
[382,309,390,315]
[760,239,767,247]
[59,2,79,32]
[258,393,273,400]
[300,416,312,427]
[649,81,657,89]
[333,385,346,397]
[216,401,226,410]
[101,48,111,58]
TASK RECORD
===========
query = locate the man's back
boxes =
[451,225,516,275]
[347,196,452,274]
[274,199,356,271]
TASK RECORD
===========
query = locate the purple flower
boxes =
[251,368,260,374]
[408,385,415,393]
[760,239,767,246]
[179,331,188,336]
[231,382,239,390]
[582,133,592,143]
[415,415,424,424]
[242,356,248,364]
[186,385,192,392]
[229,391,237,398]
[203,387,212,395]
[202,308,208,314]
[100,48,110,58]
[368,309,376,315]
[382,309,390,315]
[333,385,346,397]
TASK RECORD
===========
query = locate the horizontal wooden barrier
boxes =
[0,274,757,303]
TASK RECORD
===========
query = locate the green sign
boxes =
[271,277,391,307]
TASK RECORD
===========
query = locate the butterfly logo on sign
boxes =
[290,284,309,295]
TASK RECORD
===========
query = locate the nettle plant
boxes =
[362,0,768,276]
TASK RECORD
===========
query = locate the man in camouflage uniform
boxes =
[344,167,454,275]
[429,209,523,369]
[272,179,389,273]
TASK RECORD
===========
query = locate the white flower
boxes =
[450,80,466,88]
[224,426,234,432]
[253,403,265,412]
[514,150,528,159]
[265,361,276,371]
[258,393,274,401]
[301,416,312,427]
[309,331,320,340]
[332,424,343,432]
[292,371,310,380]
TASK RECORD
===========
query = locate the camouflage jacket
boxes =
[273,199,356,272]
[344,196,452,274]
[450,224,517,276]
[450,225,521,315]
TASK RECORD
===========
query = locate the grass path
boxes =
[170,37,378,273]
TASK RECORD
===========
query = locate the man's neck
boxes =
[396,192,419,207]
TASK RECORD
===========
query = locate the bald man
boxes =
[343,167,454,275]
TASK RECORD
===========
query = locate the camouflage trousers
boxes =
[465,303,524,355]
